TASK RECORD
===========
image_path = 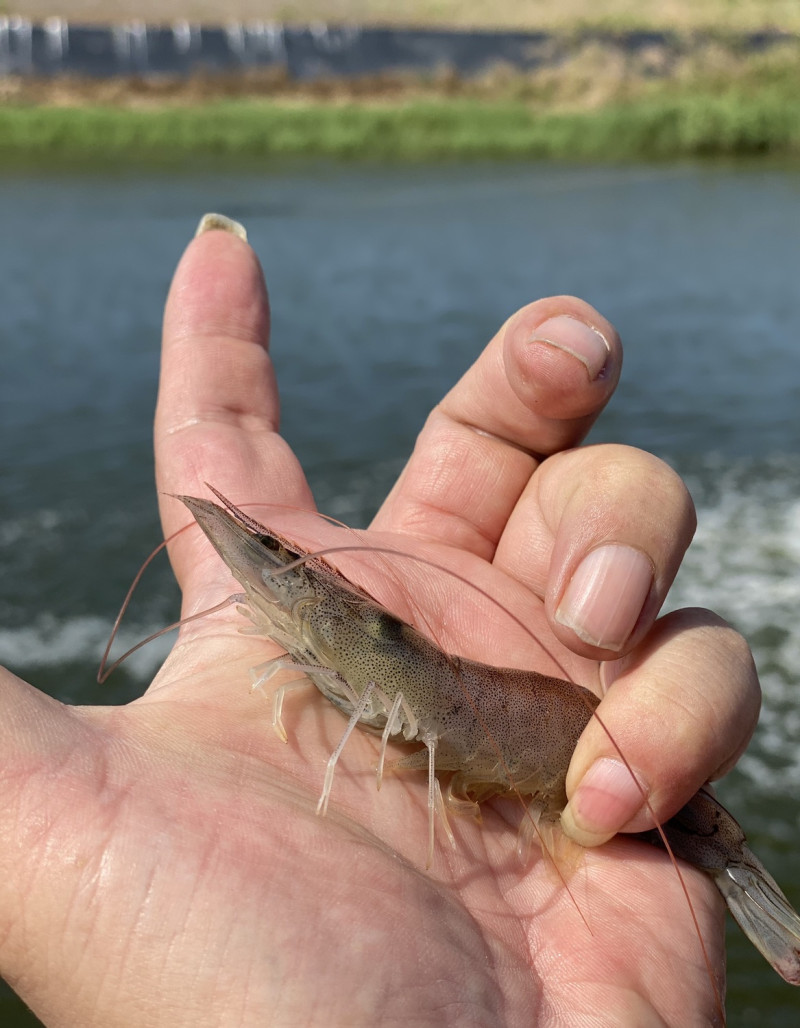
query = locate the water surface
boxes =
[1,161,799,1025]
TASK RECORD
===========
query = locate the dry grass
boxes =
[4,37,799,115]
[5,0,800,30]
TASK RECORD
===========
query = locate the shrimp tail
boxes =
[640,787,800,985]
[715,844,800,985]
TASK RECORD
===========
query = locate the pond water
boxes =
[1,160,799,1025]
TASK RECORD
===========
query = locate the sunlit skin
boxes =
[0,224,761,1026]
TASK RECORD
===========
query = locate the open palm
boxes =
[1,221,761,1026]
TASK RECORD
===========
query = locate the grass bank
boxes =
[2,89,799,166]
[2,35,799,166]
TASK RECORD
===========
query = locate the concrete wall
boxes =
[0,17,793,79]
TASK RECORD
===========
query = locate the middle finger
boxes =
[372,296,621,559]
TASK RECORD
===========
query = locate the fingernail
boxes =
[530,315,609,380]
[561,758,647,846]
[195,212,248,242]
[555,544,653,651]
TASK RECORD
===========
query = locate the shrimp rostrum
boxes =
[180,487,800,988]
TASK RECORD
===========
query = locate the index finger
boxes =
[154,216,313,594]
[371,297,621,558]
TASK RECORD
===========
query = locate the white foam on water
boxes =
[0,614,173,682]
[0,507,65,547]
[666,457,800,795]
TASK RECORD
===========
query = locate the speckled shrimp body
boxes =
[181,488,800,988]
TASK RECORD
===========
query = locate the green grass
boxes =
[2,87,799,167]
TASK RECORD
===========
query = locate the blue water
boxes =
[1,161,799,1025]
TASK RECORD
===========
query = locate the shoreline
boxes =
[2,21,799,165]
[2,90,797,167]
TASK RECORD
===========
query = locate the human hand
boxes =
[0,219,760,1026]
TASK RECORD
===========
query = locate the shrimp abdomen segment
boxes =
[428,662,600,812]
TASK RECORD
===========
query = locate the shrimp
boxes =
[179,486,800,990]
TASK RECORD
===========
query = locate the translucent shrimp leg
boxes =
[248,655,357,742]
[317,682,377,817]
[376,692,405,790]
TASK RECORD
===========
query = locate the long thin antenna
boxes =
[273,541,725,1019]
[97,595,242,684]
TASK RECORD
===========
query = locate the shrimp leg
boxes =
[248,656,358,742]
[317,681,377,817]
[376,692,404,790]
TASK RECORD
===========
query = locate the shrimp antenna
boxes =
[97,519,245,684]
[276,541,725,1020]
[98,535,173,683]
[97,593,243,684]
[274,544,597,930]
[97,490,353,686]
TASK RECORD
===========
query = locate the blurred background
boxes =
[1,3,800,1025]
